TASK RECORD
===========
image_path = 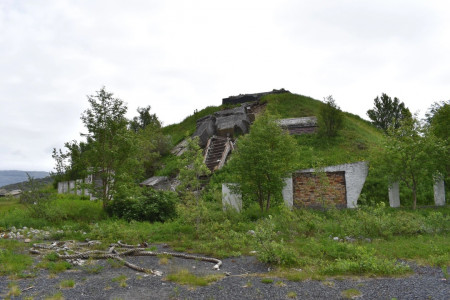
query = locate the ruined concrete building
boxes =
[222,88,290,105]
[278,117,318,135]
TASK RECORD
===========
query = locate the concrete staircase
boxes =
[203,136,233,172]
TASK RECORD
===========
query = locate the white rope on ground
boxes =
[30,241,222,275]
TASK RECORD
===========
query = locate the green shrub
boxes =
[322,245,410,276]
[318,96,344,138]
[424,211,450,234]
[253,216,300,266]
[194,219,250,257]
[107,189,178,222]
[0,240,33,276]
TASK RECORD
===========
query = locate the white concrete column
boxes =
[434,178,446,206]
[389,182,400,207]
[62,181,69,194]
[282,177,293,208]
[69,181,76,194]
[57,182,64,194]
[76,179,83,196]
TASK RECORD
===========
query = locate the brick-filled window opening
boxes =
[293,171,347,208]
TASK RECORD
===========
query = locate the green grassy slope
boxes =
[263,93,384,168]
[162,92,384,169]
[161,92,388,202]
[162,106,224,146]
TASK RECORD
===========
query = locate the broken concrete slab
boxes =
[278,117,318,135]
[193,106,250,147]
[193,115,217,147]
[140,176,172,191]
[171,139,189,156]
[214,106,250,137]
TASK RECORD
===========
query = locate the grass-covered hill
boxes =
[159,92,389,203]
[162,92,384,169]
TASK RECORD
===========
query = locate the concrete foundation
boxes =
[434,178,446,206]
[388,182,400,208]
[222,184,242,212]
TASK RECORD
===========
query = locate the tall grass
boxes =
[1,189,448,278]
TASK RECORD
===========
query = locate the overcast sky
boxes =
[1,0,449,171]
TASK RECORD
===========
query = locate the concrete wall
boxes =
[58,180,91,199]
[293,161,369,208]
[222,162,368,211]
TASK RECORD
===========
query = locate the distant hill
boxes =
[0,170,50,188]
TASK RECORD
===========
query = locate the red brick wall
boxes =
[293,171,346,208]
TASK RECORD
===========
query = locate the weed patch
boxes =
[82,258,104,274]
[341,288,362,299]
[166,269,224,286]
[59,279,75,289]
[0,240,33,277]
[6,282,21,298]
[37,260,72,274]
[321,246,410,276]
[112,274,128,287]
[261,278,274,284]
[44,291,64,300]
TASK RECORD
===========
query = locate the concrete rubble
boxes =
[193,106,251,147]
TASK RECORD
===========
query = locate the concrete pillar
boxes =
[84,177,94,199]
[389,182,400,207]
[434,178,446,206]
[343,161,369,208]
[57,182,64,194]
[62,181,69,194]
[76,179,83,196]
[222,184,242,212]
[69,181,76,194]
[282,177,293,208]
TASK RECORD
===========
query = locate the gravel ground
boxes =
[0,245,448,300]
